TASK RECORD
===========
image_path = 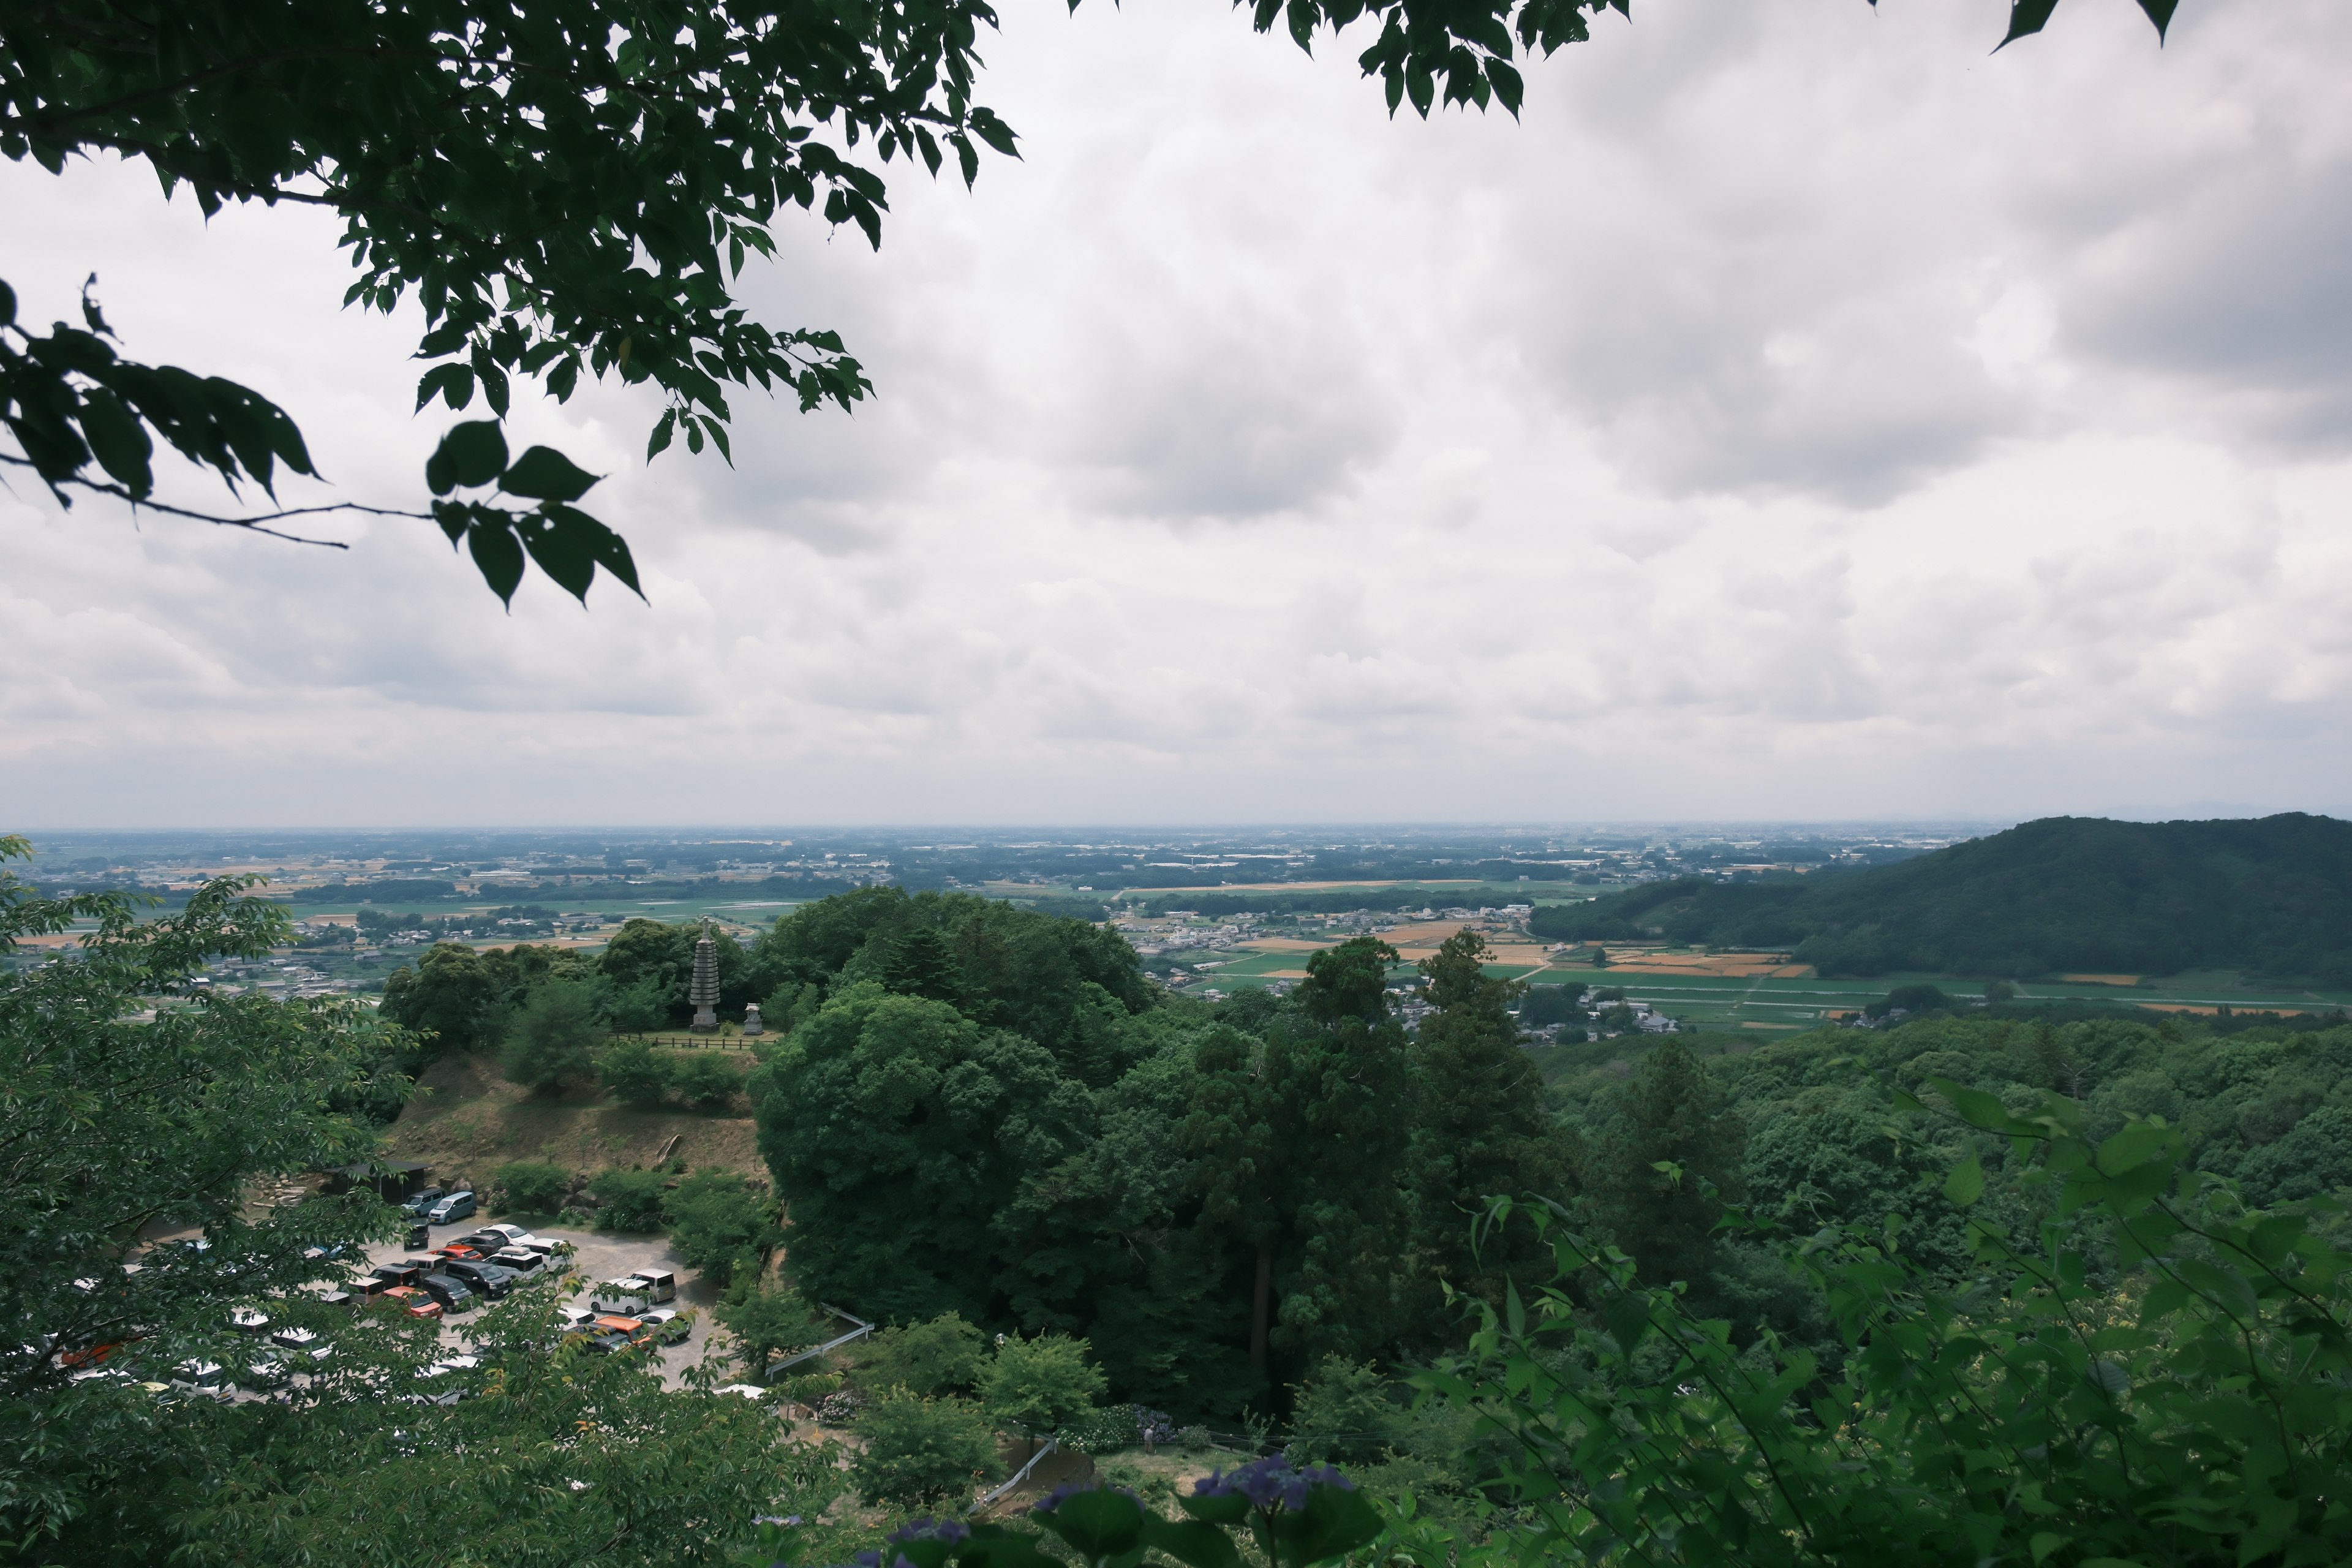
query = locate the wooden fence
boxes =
[605,1031,762,1052]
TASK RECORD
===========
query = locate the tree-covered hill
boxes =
[1529,813,2352,982]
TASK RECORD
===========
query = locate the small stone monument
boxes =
[741,1002,764,1037]
[688,918,720,1033]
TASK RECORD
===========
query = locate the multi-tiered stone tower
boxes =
[688,918,720,1033]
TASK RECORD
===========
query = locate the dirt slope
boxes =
[379,1051,764,1189]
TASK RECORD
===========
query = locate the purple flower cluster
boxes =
[887,1518,971,1547]
[1031,1479,1142,1514]
[1191,1455,1354,1512]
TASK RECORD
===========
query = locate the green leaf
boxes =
[433,421,509,489]
[517,508,598,602]
[1996,0,2062,50]
[1177,1491,1251,1528]
[466,517,526,607]
[75,387,156,495]
[1032,1488,1146,1560]
[499,445,600,502]
[1943,1153,1985,1208]
[1268,1484,1382,1567]
[647,409,677,461]
[0,279,15,328]
[2136,0,2179,40]
[1139,1517,1243,1568]
[415,362,475,413]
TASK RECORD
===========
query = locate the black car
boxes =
[416,1273,475,1314]
[405,1221,431,1250]
[439,1260,513,1300]
[371,1262,423,1289]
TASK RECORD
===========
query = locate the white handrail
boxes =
[973,1436,1058,1510]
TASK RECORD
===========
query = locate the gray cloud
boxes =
[6,1,2352,826]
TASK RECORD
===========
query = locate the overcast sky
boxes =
[6,0,2350,829]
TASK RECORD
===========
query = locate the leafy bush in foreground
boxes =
[1420,1080,2352,1568]
[848,1389,998,1508]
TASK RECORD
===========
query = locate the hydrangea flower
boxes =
[1191,1454,1354,1512]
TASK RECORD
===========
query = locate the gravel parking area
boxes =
[367,1220,737,1389]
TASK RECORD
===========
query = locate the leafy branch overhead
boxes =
[2,0,2180,604]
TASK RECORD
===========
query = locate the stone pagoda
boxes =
[687,918,721,1033]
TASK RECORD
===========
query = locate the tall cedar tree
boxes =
[1405,929,1576,1340]
[1182,938,1414,1385]
[1585,1039,1746,1296]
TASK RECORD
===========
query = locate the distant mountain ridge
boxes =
[1527,813,2352,984]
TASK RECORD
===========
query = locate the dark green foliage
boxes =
[499,978,603,1091]
[599,1038,674,1107]
[1529,813,2352,982]
[1516,981,1586,1029]
[754,982,1091,1324]
[1183,939,1417,1381]
[0,845,401,1548]
[977,1333,1106,1441]
[2236,1104,2352,1206]
[1405,932,1577,1336]
[669,1050,747,1111]
[1580,1040,1746,1295]
[859,1313,987,1396]
[715,1278,833,1376]
[1287,1355,1404,1464]
[604,976,671,1034]
[1419,1075,2352,1568]
[600,918,754,1024]
[848,1390,998,1507]
[663,1169,778,1287]
[590,1168,670,1233]
[381,940,595,1054]
[494,1159,571,1215]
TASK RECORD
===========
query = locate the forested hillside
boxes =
[1529,812,2352,982]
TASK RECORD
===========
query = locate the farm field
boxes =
[1193,930,2352,1034]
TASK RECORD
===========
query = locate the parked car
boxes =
[371,1262,423,1289]
[455,1230,508,1253]
[489,1246,544,1277]
[417,1273,475,1314]
[376,1286,441,1321]
[480,1223,537,1248]
[594,1276,650,1308]
[640,1307,693,1345]
[269,1326,323,1352]
[426,1191,476,1224]
[228,1307,270,1333]
[352,1276,393,1300]
[557,1305,595,1331]
[439,1260,513,1300]
[171,1359,230,1396]
[405,1221,431,1250]
[401,1187,446,1219]
[635,1269,676,1304]
[244,1356,291,1390]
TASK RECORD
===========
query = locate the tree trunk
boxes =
[1250,1242,1272,1378]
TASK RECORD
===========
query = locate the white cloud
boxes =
[4,0,2352,827]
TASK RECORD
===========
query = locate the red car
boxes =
[376,1286,442,1321]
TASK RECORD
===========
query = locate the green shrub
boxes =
[859,1312,984,1397]
[604,977,671,1034]
[849,1389,997,1508]
[1289,1355,1402,1463]
[493,1159,570,1216]
[590,1167,669,1232]
[669,1050,744,1111]
[500,980,602,1091]
[977,1332,1104,1445]
[1059,1403,1140,1455]
[1415,1083,2352,1568]
[665,1169,778,1286]
[714,1279,831,1377]
[598,1039,673,1107]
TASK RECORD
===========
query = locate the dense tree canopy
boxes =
[1531,813,2352,983]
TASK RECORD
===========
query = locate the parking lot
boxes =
[367,1219,735,1390]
